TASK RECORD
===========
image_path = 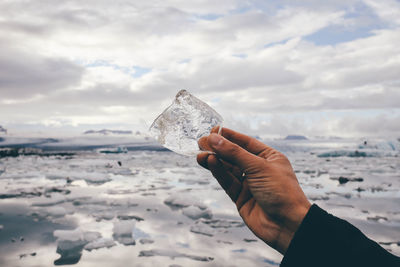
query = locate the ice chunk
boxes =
[83,231,102,242]
[117,214,144,221]
[190,224,214,237]
[93,211,115,221]
[84,238,116,251]
[149,90,223,156]
[139,249,214,262]
[113,221,136,246]
[53,229,104,264]
[139,238,154,244]
[46,206,67,218]
[182,206,212,220]
[53,229,86,265]
[201,219,245,228]
[54,228,101,243]
[31,194,66,207]
[164,195,207,210]
[54,240,85,265]
[54,229,84,242]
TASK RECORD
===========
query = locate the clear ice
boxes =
[149,90,223,156]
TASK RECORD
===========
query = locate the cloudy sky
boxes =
[0,0,399,138]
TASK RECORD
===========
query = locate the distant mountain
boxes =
[0,125,7,134]
[83,129,133,135]
[284,135,308,140]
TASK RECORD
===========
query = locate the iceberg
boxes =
[149,90,223,156]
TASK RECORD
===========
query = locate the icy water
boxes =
[0,138,399,266]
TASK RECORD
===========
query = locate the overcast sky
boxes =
[0,0,399,138]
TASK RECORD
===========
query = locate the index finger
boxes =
[211,126,273,156]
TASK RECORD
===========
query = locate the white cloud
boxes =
[0,0,399,137]
[363,0,400,26]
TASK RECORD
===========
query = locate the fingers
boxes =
[211,126,273,156]
[198,136,212,152]
[219,159,243,180]
[197,152,209,169]
[197,151,242,178]
[235,179,253,211]
[207,133,262,173]
[207,155,242,202]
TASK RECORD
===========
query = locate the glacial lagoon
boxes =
[0,136,399,266]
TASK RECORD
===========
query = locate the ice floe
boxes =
[190,224,215,237]
[139,249,214,262]
[164,195,207,210]
[113,221,136,246]
[182,206,212,220]
[84,238,116,251]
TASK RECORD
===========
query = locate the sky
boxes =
[0,0,400,138]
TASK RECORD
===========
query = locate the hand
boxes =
[197,127,311,254]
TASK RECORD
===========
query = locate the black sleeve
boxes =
[280,204,400,267]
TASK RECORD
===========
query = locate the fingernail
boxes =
[209,134,223,147]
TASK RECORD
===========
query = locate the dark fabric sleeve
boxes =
[280,204,400,267]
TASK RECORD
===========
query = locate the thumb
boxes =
[207,133,262,172]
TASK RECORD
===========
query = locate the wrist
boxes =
[276,201,311,254]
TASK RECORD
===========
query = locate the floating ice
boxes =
[117,214,144,221]
[53,229,102,265]
[164,195,207,210]
[54,228,102,243]
[32,194,66,207]
[190,224,214,237]
[149,90,223,156]
[182,206,212,220]
[113,221,136,246]
[46,171,111,185]
[201,219,245,229]
[83,231,102,242]
[139,249,214,262]
[139,238,154,244]
[46,206,67,218]
[93,211,115,221]
[54,240,85,265]
[54,229,84,242]
[84,238,116,251]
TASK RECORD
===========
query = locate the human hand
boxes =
[197,127,311,254]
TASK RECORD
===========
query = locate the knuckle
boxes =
[227,143,242,156]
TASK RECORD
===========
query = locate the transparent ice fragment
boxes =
[149,90,223,156]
